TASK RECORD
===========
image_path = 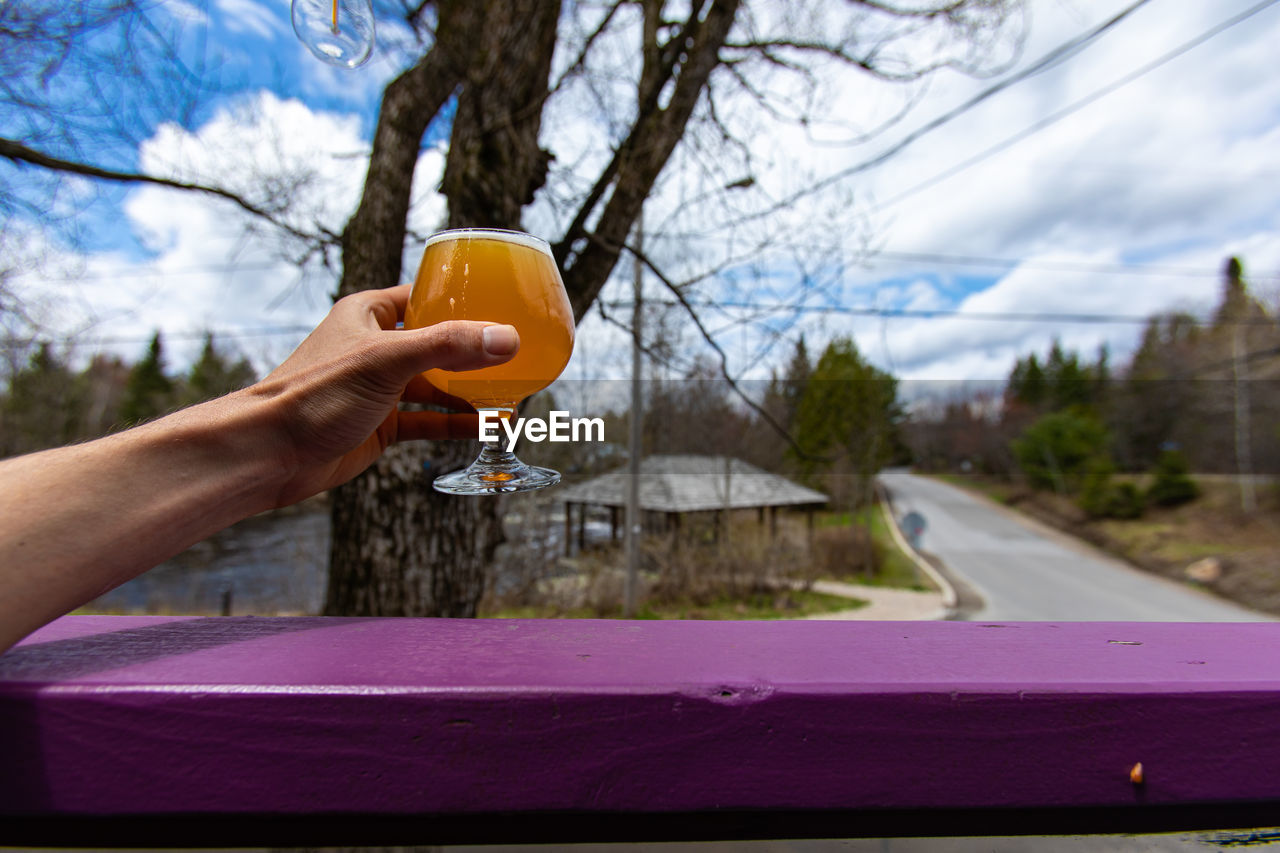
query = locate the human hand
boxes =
[253,283,518,506]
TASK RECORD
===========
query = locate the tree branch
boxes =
[550,0,627,94]
[630,240,827,462]
[557,0,743,322]
[722,38,931,82]
[0,136,326,246]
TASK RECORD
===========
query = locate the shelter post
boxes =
[564,503,573,557]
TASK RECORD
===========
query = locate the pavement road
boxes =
[879,469,1269,622]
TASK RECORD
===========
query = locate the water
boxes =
[83,499,609,616]
[87,500,330,616]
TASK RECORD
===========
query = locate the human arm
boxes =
[0,284,518,652]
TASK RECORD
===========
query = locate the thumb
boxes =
[382,320,520,378]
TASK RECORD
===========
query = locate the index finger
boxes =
[381,283,413,322]
[343,283,414,331]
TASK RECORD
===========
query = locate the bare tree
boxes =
[2,0,1023,616]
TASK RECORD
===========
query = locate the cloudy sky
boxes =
[6,0,1280,396]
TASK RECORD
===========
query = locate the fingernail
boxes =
[482,324,518,355]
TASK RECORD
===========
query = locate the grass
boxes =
[486,588,865,620]
[1095,519,1234,564]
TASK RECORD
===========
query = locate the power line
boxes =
[871,250,1279,281]
[82,325,316,344]
[20,239,1280,300]
[605,298,1279,327]
[30,245,1277,284]
[27,292,1265,354]
[0,324,315,352]
[26,260,320,282]
[645,232,1280,284]
[874,0,1280,213]
[744,0,1158,222]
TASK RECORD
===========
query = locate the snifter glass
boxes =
[404,228,575,495]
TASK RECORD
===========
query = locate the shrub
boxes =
[1147,450,1200,507]
[811,524,881,579]
[1078,457,1116,518]
[1078,458,1145,520]
[1106,482,1146,519]
[1013,410,1110,492]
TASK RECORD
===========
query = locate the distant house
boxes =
[557,454,827,554]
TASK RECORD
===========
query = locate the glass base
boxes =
[432,446,561,495]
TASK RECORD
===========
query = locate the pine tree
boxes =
[1147,449,1200,507]
[0,342,85,457]
[781,335,811,422]
[1212,257,1251,327]
[790,336,898,505]
[182,332,257,406]
[1011,354,1047,409]
[119,332,174,425]
[1012,409,1110,493]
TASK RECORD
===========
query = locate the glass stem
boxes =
[476,405,520,462]
[475,443,521,467]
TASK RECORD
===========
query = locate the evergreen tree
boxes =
[1078,455,1145,519]
[790,336,898,505]
[182,332,257,406]
[780,334,811,427]
[763,336,812,442]
[1012,409,1110,493]
[1092,344,1111,408]
[1212,256,1251,327]
[118,332,174,425]
[1147,449,1200,507]
[1045,341,1092,412]
[0,342,85,457]
[1007,353,1047,410]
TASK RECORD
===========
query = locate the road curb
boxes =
[877,481,958,614]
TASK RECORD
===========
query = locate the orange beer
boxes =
[405,229,574,409]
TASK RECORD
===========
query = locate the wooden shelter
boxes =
[557,454,827,554]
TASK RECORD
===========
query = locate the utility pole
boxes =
[1233,324,1257,513]
[624,214,643,617]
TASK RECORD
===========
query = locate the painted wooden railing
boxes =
[3,615,1280,845]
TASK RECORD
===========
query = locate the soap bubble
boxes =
[291,0,375,69]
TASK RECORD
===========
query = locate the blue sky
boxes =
[6,0,1280,386]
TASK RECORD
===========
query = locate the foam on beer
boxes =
[423,228,553,258]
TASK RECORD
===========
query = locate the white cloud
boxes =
[23,91,401,372]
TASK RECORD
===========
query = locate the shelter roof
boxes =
[558,455,827,513]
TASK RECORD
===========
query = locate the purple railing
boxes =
[3,615,1280,844]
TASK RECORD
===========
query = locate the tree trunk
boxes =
[326,441,502,615]
[440,0,560,228]
[324,0,561,617]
